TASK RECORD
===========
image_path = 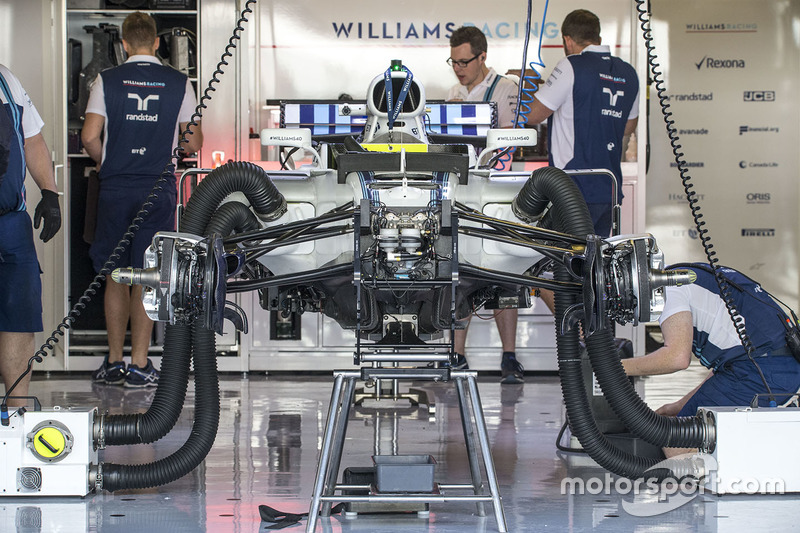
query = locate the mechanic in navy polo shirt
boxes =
[0,64,61,406]
[523,9,638,314]
[525,8,638,238]
[82,11,202,388]
[622,264,800,457]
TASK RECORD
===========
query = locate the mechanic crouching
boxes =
[621,263,800,457]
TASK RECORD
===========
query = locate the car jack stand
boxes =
[306,367,508,532]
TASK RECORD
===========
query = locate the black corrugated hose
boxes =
[102,322,218,492]
[102,324,192,445]
[182,161,286,230]
[101,162,285,491]
[513,166,704,479]
[586,323,707,448]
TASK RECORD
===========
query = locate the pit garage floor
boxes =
[4,363,799,533]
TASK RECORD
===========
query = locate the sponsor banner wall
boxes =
[253,0,635,105]
[647,0,800,308]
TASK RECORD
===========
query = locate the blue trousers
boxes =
[679,354,800,416]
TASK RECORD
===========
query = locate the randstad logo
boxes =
[664,92,713,102]
[330,20,559,40]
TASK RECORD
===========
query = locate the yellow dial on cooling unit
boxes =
[27,421,74,463]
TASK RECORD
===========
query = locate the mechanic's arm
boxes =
[524,97,555,126]
[655,371,713,416]
[24,133,57,193]
[25,133,62,242]
[621,311,694,376]
[81,112,105,165]
[624,117,638,136]
[179,120,203,154]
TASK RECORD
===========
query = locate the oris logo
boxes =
[695,56,745,70]
[742,228,775,237]
[744,91,775,102]
[746,193,771,204]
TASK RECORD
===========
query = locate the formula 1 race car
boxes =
[94,62,706,498]
[119,62,688,366]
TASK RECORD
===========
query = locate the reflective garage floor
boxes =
[3,362,799,533]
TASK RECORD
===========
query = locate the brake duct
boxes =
[97,162,286,492]
[97,162,710,490]
[512,166,709,479]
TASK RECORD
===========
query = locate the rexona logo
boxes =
[742,228,775,237]
[746,193,771,205]
[695,56,745,69]
[744,91,775,102]
[740,125,779,135]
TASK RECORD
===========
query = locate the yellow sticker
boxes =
[33,427,66,458]
[361,144,429,153]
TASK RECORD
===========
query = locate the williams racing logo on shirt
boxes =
[126,93,160,122]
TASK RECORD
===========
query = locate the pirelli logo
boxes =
[741,228,775,237]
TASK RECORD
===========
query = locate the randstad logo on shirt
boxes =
[126,93,159,122]
[126,112,159,122]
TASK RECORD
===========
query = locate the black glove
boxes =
[33,189,61,243]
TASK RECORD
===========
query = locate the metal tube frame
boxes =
[306,369,508,533]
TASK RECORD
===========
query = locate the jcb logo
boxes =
[743,91,775,102]
[128,93,160,111]
[603,88,624,107]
